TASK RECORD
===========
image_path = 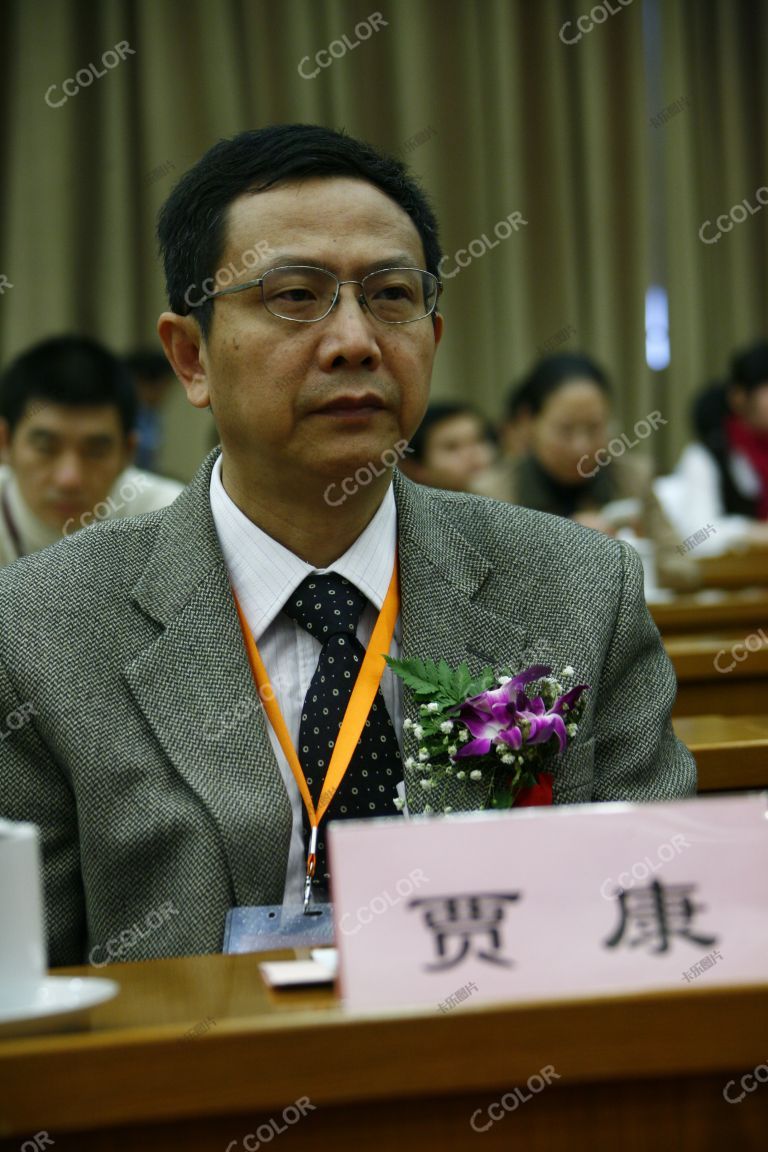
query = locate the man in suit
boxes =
[0,125,695,968]
[0,335,182,567]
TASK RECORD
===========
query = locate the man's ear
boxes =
[433,311,444,347]
[157,312,211,410]
[0,418,10,463]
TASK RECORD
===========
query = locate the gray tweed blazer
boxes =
[0,450,695,968]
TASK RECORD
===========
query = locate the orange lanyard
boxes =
[232,559,400,908]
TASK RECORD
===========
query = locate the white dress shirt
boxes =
[653,443,756,555]
[209,454,403,905]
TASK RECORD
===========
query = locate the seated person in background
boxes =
[124,349,177,472]
[0,335,183,565]
[655,341,768,554]
[497,379,531,462]
[399,401,497,491]
[473,353,698,590]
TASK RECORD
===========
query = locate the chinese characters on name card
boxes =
[328,794,768,1010]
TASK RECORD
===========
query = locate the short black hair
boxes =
[504,378,532,422]
[124,350,173,382]
[514,353,612,417]
[730,340,768,392]
[408,402,492,462]
[691,380,730,439]
[0,335,137,436]
[157,123,443,339]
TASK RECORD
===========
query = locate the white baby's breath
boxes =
[390,653,586,817]
[393,796,405,811]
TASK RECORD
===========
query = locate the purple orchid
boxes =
[453,666,587,759]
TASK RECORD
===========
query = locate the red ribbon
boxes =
[512,771,553,807]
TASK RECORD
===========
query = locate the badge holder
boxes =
[223,903,335,954]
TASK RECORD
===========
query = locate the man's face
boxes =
[135,372,174,410]
[179,177,443,496]
[423,413,495,491]
[0,403,133,531]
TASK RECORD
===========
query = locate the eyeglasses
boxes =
[195,265,442,324]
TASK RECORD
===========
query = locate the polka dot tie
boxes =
[282,573,402,895]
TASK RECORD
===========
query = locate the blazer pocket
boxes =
[553,736,595,805]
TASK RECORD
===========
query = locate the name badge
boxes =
[327,793,768,1011]
[223,904,335,953]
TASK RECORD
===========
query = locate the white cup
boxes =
[0,820,47,1007]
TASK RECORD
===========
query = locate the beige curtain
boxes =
[661,0,768,469]
[0,0,764,479]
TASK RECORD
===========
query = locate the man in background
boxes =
[399,401,497,492]
[124,348,177,472]
[0,335,182,565]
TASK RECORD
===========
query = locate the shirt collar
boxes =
[0,467,61,555]
[209,453,398,641]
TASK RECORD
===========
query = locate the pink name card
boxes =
[327,793,768,1011]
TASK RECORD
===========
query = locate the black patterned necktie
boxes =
[282,573,402,895]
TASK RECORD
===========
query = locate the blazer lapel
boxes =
[393,472,549,813]
[123,450,292,907]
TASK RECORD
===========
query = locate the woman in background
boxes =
[473,353,697,591]
[657,341,768,553]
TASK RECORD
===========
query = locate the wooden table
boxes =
[652,591,768,637]
[673,715,768,791]
[665,632,768,716]
[697,549,768,591]
[1,953,767,1151]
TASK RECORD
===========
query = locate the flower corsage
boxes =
[385,659,588,813]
